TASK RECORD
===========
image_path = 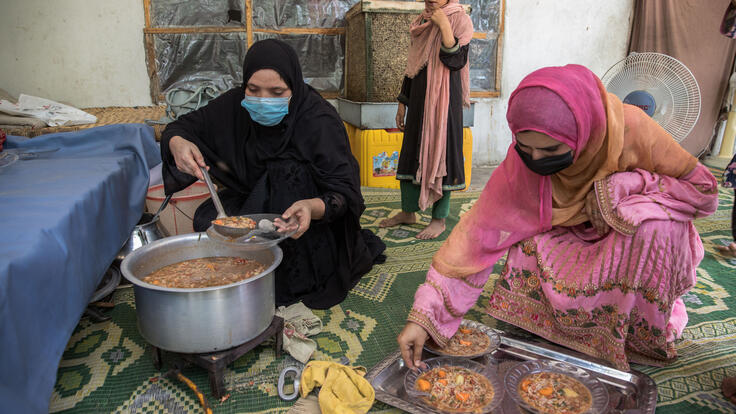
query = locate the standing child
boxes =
[379,0,473,239]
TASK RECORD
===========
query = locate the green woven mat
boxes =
[50,174,736,413]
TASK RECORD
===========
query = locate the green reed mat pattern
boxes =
[51,176,736,413]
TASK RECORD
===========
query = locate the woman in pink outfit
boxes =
[397,65,719,371]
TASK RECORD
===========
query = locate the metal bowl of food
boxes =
[504,359,610,414]
[424,319,501,359]
[120,232,282,353]
[404,356,504,413]
[206,213,298,251]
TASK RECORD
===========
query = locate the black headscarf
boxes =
[161,39,365,217]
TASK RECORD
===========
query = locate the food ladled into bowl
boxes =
[425,321,501,358]
[414,365,494,412]
[404,357,503,414]
[517,371,593,414]
[212,216,257,229]
[505,359,609,414]
[429,326,492,356]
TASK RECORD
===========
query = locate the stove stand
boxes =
[151,315,284,398]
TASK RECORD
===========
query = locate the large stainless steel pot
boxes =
[120,233,282,353]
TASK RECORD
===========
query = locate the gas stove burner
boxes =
[150,315,284,398]
[90,266,121,303]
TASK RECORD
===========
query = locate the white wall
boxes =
[0,0,152,108]
[471,0,634,166]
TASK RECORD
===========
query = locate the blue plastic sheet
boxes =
[0,125,161,413]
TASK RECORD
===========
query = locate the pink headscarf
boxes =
[405,0,474,210]
[507,87,578,151]
[432,65,609,277]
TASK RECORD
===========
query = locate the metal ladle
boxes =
[199,166,267,239]
[151,194,172,223]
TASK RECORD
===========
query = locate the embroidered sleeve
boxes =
[408,266,492,347]
[594,178,637,235]
[408,308,450,348]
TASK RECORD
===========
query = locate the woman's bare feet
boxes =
[416,218,445,239]
[722,376,736,404]
[379,211,416,228]
[716,242,736,257]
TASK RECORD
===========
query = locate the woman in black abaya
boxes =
[160,39,386,309]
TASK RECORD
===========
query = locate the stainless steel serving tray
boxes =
[366,327,656,414]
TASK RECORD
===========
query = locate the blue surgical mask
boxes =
[241,95,290,126]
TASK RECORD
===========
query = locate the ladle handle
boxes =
[152,194,172,222]
[200,166,227,219]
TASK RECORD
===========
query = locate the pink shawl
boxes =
[405,0,473,210]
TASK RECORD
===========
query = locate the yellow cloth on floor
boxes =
[299,361,375,414]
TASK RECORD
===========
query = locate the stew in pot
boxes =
[143,256,266,288]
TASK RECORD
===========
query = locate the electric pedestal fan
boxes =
[600,52,701,143]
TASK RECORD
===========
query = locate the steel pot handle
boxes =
[137,228,148,245]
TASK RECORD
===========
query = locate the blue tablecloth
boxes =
[0,124,161,413]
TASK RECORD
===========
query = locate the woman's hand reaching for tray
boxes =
[397,322,429,370]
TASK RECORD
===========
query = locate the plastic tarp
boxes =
[252,0,359,29]
[466,0,500,33]
[151,0,246,93]
[470,37,496,91]
[0,125,161,414]
[253,32,344,92]
[148,0,501,95]
[152,0,245,27]
[154,32,247,94]
[467,0,500,91]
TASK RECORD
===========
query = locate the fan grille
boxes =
[601,52,700,142]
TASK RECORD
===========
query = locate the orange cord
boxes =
[174,372,213,414]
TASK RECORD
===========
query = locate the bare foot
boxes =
[716,242,736,257]
[379,211,416,228]
[722,376,736,404]
[416,218,446,240]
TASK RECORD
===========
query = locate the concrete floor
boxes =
[469,165,495,191]
[704,155,732,170]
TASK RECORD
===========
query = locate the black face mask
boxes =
[514,144,574,176]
